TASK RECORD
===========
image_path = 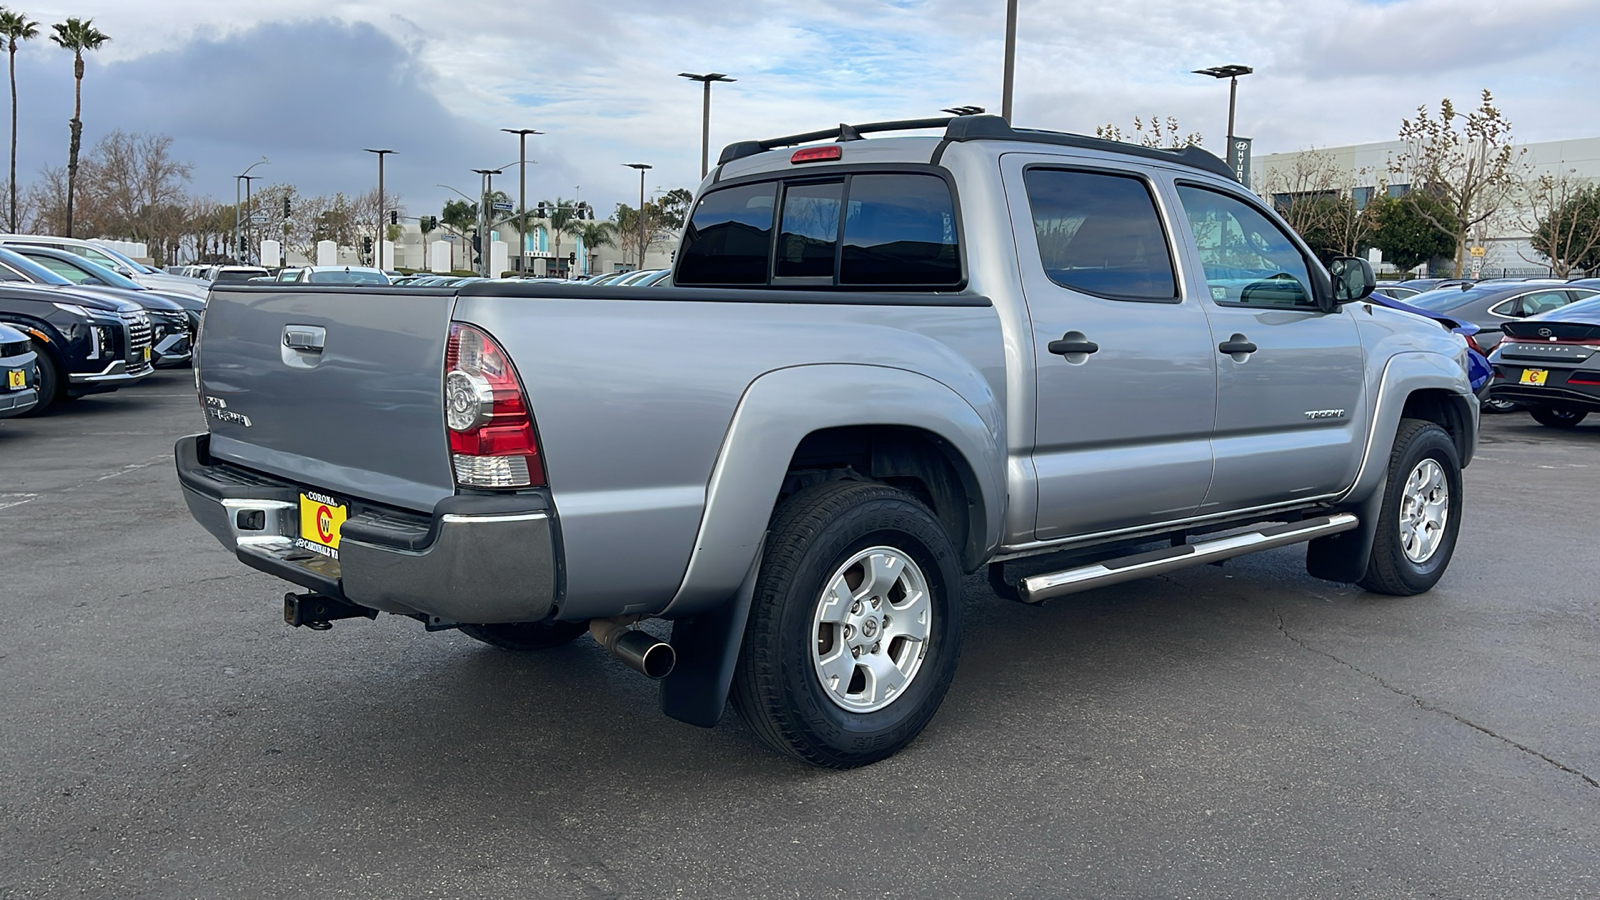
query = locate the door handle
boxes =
[1048,336,1099,356]
[1217,334,1258,356]
[283,325,326,353]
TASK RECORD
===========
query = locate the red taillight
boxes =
[444,323,545,489]
[1464,333,1483,354]
[791,145,842,164]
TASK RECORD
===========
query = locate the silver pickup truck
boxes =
[177,116,1477,768]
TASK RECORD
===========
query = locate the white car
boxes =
[279,266,390,285]
[0,233,209,299]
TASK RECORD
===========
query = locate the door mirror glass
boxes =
[1329,256,1375,303]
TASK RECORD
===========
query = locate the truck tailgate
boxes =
[198,286,457,511]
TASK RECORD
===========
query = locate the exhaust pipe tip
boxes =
[589,618,676,680]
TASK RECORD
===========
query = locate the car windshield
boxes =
[1407,287,1497,311]
[307,269,388,285]
[21,251,146,289]
[0,247,74,285]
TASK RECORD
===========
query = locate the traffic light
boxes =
[283,196,291,218]
[470,231,481,264]
[362,236,373,255]
[536,203,548,219]
[389,210,398,226]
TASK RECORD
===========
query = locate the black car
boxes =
[5,246,195,367]
[0,321,39,418]
[0,281,151,413]
[1407,282,1600,353]
[1487,296,1600,427]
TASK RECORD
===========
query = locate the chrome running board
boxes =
[1018,513,1360,604]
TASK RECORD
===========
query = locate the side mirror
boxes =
[116,266,135,278]
[1329,256,1375,304]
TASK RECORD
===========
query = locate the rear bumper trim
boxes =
[176,433,562,624]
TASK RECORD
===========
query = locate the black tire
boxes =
[1529,405,1588,428]
[1357,419,1463,596]
[730,480,963,768]
[458,620,587,651]
[17,345,60,416]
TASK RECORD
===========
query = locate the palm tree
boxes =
[439,199,475,271]
[0,8,37,232]
[50,16,109,238]
[574,220,615,276]
[543,196,586,266]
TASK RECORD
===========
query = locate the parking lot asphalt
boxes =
[2,371,1597,899]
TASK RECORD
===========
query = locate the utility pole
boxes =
[1001,0,1017,122]
[233,157,267,264]
[678,72,736,179]
[364,149,395,269]
[240,175,261,264]
[624,163,651,270]
[501,128,542,273]
[470,167,502,277]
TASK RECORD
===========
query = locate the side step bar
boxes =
[1018,513,1359,604]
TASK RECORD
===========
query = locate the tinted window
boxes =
[1023,169,1177,301]
[307,270,387,285]
[1176,185,1316,309]
[840,174,960,286]
[677,182,776,285]
[776,181,842,279]
[27,255,94,284]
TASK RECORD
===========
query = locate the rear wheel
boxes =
[458,620,587,651]
[731,480,963,768]
[17,345,59,416]
[1529,405,1588,428]
[1358,419,1463,596]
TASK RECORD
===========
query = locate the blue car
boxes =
[1366,293,1492,397]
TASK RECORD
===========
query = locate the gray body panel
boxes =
[187,133,1476,626]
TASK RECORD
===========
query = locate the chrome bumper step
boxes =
[1017,513,1360,604]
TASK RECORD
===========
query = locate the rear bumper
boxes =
[175,433,562,624]
[1487,382,1600,411]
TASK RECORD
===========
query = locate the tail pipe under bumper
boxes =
[589,617,676,679]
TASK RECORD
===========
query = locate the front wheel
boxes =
[731,480,963,768]
[1357,419,1463,596]
[1529,406,1588,428]
[17,345,60,416]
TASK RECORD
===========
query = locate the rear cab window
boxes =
[676,169,962,290]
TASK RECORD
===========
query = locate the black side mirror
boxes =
[1329,256,1375,305]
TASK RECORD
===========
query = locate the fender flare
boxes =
[661,363,1004,619]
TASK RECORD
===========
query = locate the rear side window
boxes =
[839,174,960,286]
[677,182,777,285]
[1022,168,1177,301]
[776,181,842,279]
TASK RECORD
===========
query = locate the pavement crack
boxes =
[1274,611,1600,791]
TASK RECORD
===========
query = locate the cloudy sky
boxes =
[8,0,1598,220]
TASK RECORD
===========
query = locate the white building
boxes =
[1254,135,1600,275]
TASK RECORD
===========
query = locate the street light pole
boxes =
[470,168,503,277]
[233,157,267,264]
[240,174,262,264]
[501,128,542,274]
[363,149,395,269]
[1192,64,1253,144]
[624,163,651,269]
[677,72,735,179]
[1001,0,1017,122]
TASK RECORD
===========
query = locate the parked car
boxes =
[277,266,390,285]
[1364,292,1492,398]
[586,271,635,286]
[0,281,149,413]
[1487,295,1600,427]
[1407,282,1599,355]
[1371,285,1421,300]
[4,246,195,367]
[0,233,208,299]
[177,114,1476,768]
[200,265,272,284]
[0,321,39,418]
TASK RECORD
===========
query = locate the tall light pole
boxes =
[470,167,503,277]
[364,149,395,269]
[677,72,735,179]
[501,129,542,274]
[624,163,651,270]
[233,156,267,264]
[1001,0,1017,122]
[1192,64,1252,145]
[239,174,262,264]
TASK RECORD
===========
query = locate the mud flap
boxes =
[1306,477,1385,583]
[659,548,762,728]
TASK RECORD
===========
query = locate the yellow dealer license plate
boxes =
[142,346,152,362]
[1520,368,1549,386]
[6,369,23,389]
[297,491,348,559]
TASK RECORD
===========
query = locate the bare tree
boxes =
[83,130,193,260]
[1389,90,1521,277]
[1519,169,1600,276]
[1257,147,1375,260]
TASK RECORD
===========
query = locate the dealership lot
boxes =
[1,372,1597,898]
